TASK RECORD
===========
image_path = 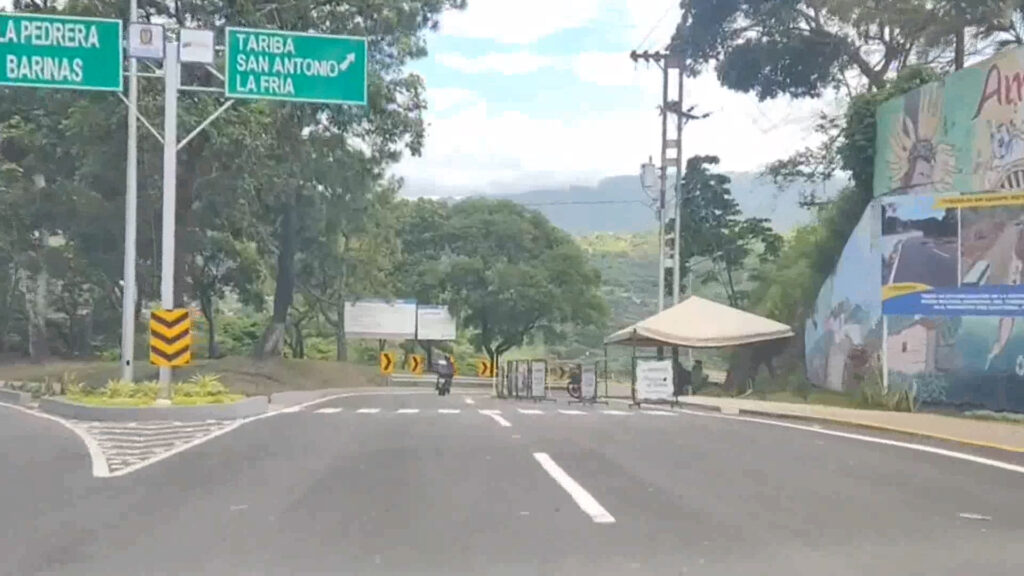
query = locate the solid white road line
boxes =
[559,409,586,415]
[533,452,615,524]
[396,408,420,414]
[479,409,512,427]
[667,406,1024,476]
[314,408,342,414]
[356,408,380,414]
[0,401,110,477]
[464,397,476,405]
[518,408,544,415]
[438,409,461,414]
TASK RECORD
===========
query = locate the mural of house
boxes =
[886,320,938,375]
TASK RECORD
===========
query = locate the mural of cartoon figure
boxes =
[887,85,956,194]
[986,227,1024,369]
[984,121,1024,190]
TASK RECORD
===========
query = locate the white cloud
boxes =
[395,70,839,197]
[439,0,605,44]
[571,51,653,87]
[427,87,481,113]
[435,52,554,75]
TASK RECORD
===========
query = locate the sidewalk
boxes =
[678,396,1024,453]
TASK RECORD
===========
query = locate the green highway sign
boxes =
[225,27,367,105]
[0,13,123,91]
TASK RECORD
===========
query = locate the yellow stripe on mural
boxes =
[933,191,1024,209]
[882,283,932,301]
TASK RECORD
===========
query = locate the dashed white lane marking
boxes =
[314,408,343,414]
[533,452,615,524]
[518,408,544,415]
[280,406,303,413]
[642,410,677,416]
[396,408,420,414]
[559,409,586,415]
[356,408,380,414]
[480,409,512,427]
[438,409,461,414]
[464,397,476,405]
[602,410,630,415]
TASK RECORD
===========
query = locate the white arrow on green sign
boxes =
[224,27,367,105]
[0,12,123,92]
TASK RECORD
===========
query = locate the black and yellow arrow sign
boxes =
[380,352,395,374]
[149,308,192,367]
[407,354,425,375]
[476,359,496,377]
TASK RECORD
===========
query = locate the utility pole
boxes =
[633,40,708,363]
[120,0,140,382]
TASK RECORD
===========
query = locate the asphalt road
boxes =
[892,237,958,287]
[2,391,1022,575]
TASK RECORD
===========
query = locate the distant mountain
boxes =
[499,172,846,235]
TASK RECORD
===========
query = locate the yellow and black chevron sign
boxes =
[149,308,192,367]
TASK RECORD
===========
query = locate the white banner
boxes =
[581,365,597,399]
[635,359,674,402]
[530,361,547,398]
[344,300,417,340]
[416,305,457,341]
[516,361,530,396]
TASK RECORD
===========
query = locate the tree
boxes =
[670,0,1011,99]
[443,199,608,369]
[238,0,467,357]
[677,156,782,307]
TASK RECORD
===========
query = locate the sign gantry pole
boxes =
[121,0,140,383]
[158,43,179,394]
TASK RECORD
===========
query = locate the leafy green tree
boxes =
[443,199,608,369]
[670,0,1009,99]
[677,156,782,307]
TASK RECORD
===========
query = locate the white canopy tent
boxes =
[604,295,794,349]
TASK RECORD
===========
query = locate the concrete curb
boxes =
[38,396,269,422]
[0,388,31,406]
[683,402,1024,454]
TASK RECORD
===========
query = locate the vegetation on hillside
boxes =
[0,1,609,383]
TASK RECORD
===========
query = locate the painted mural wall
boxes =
[805,205,882,392]
[805,46,1024,412]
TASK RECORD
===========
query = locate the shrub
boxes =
[174,373,229,398]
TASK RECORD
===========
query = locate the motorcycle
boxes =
[436,375,452,396]
[433,358,454,396]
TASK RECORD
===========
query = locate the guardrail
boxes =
[388,375,494,388]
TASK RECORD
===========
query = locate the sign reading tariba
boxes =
[225,27,367,105]
[0,13,122,91]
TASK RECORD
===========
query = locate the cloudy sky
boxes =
[394,0,838,197]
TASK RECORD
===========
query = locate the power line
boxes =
[519,200,650,207]
[634,2,678,52]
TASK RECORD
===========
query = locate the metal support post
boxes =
[120,0,139,382]
[158,43,179,395]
